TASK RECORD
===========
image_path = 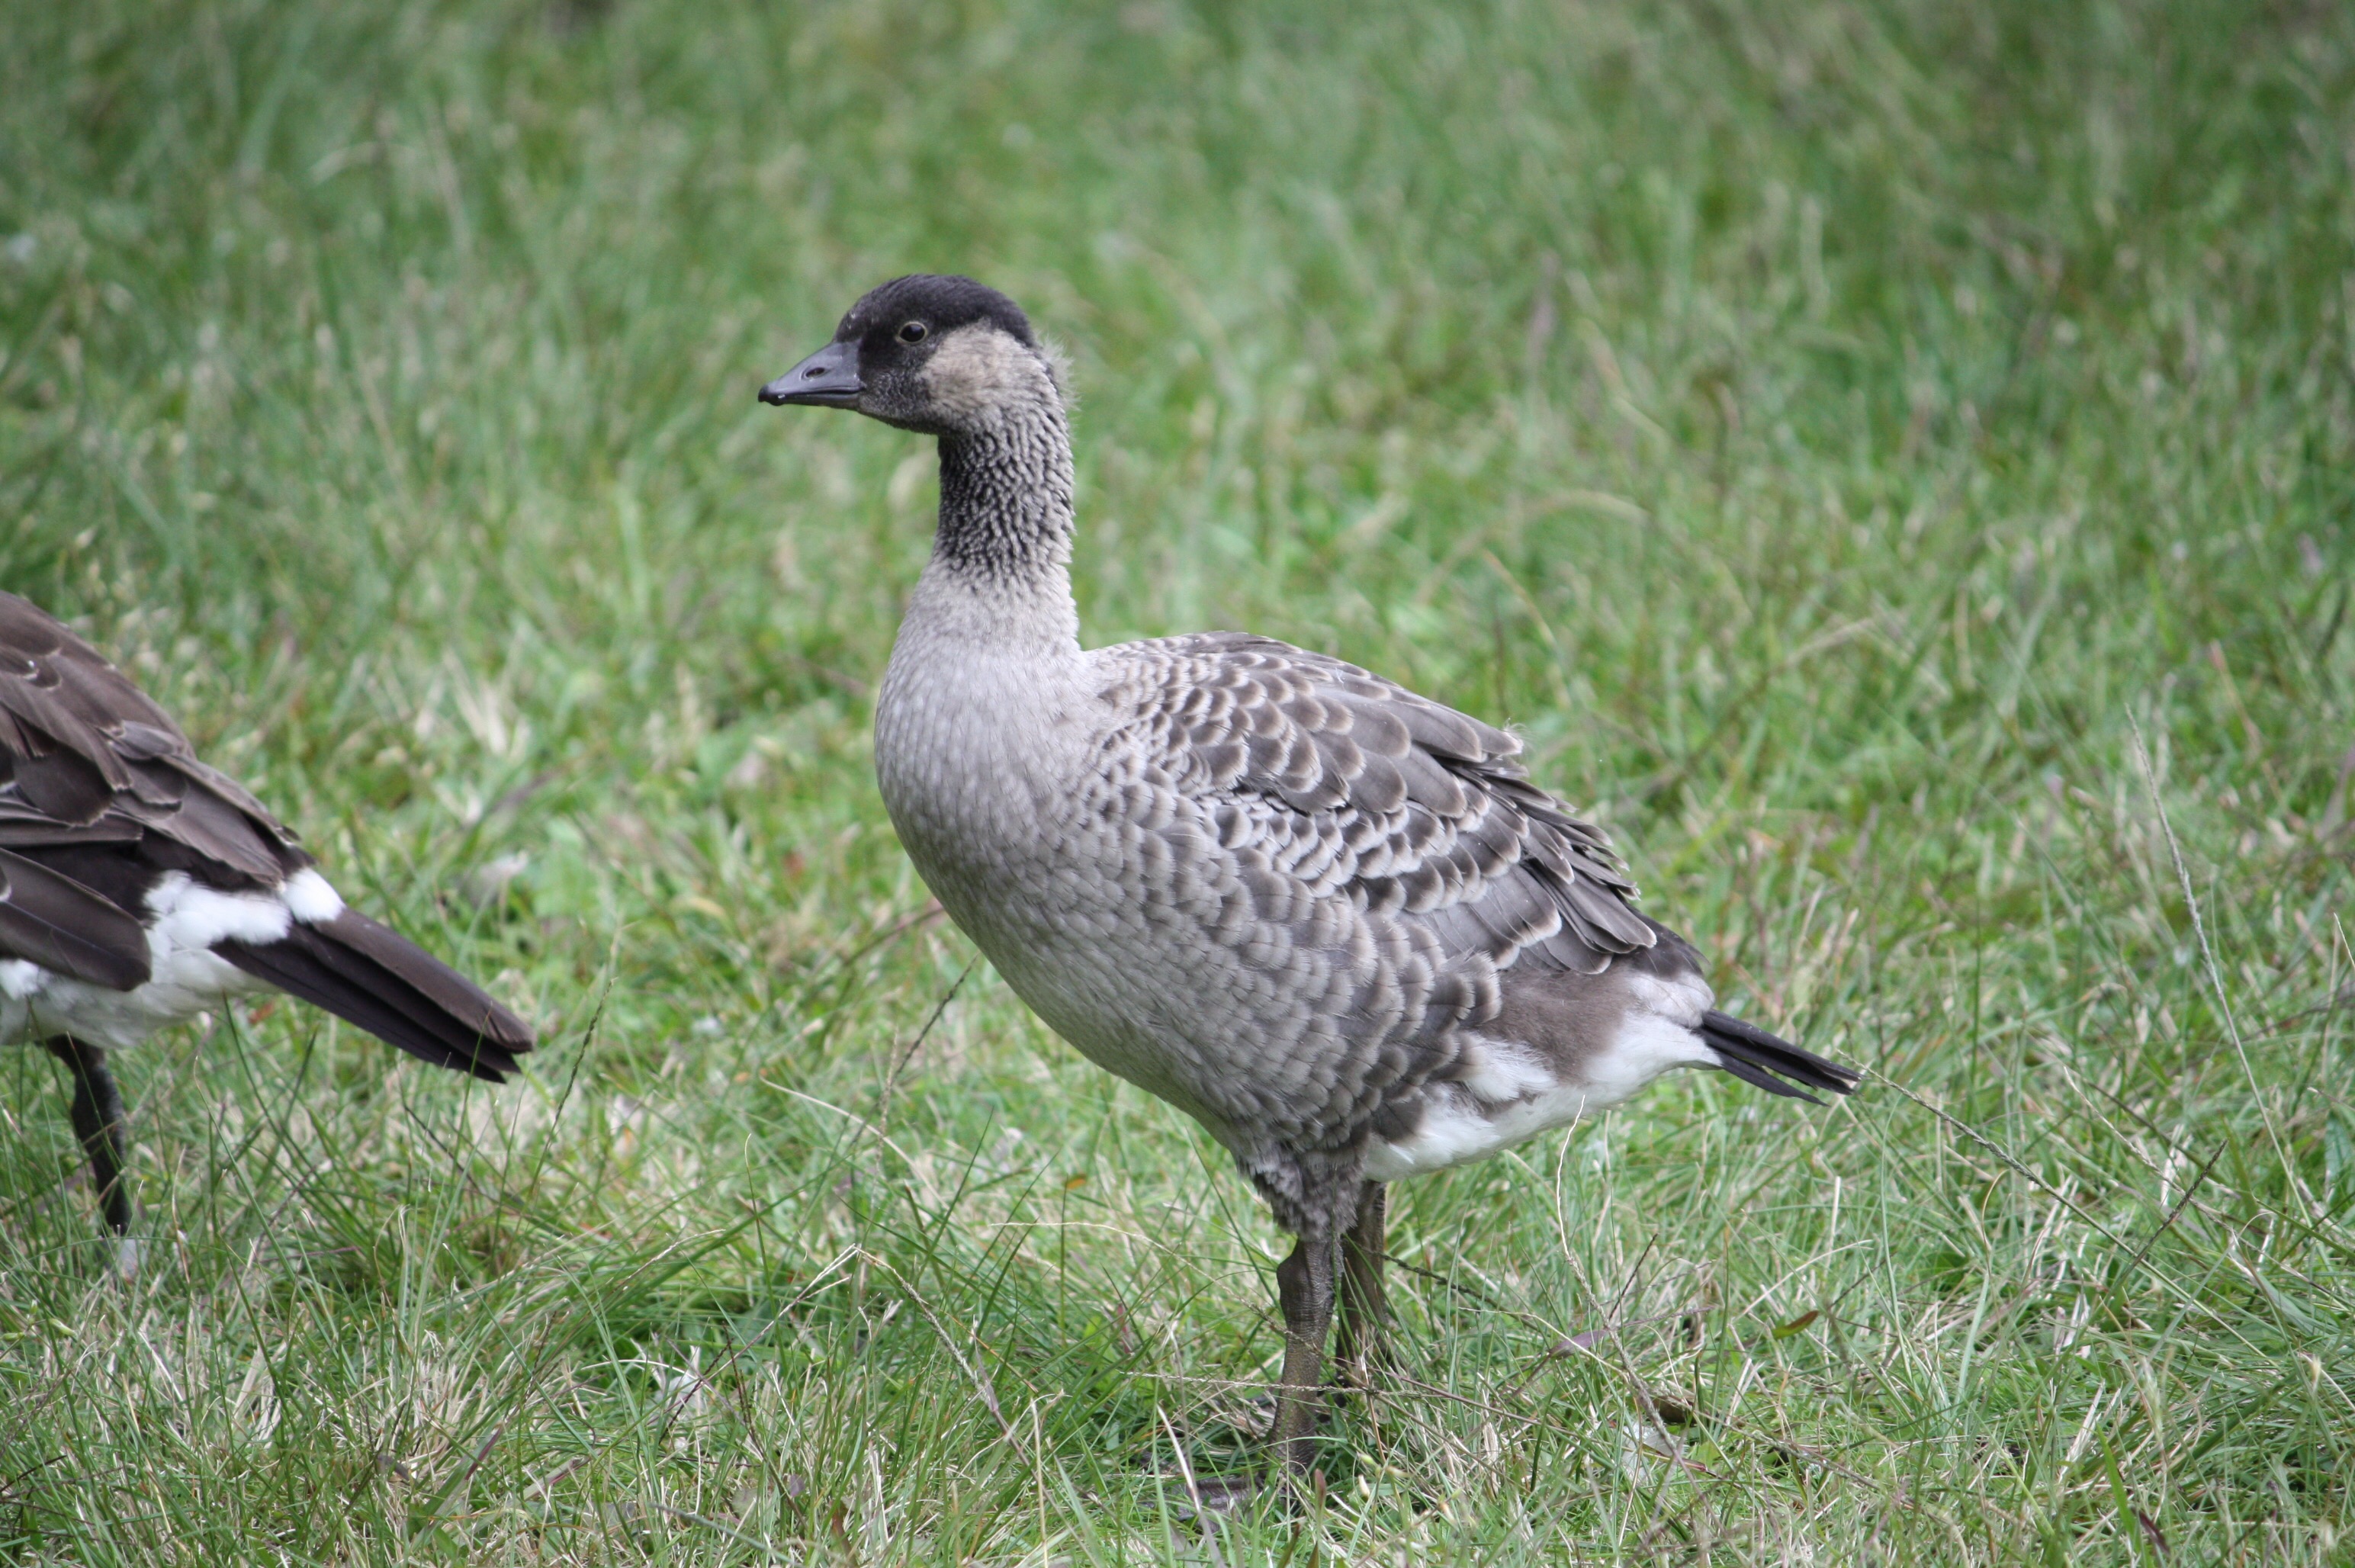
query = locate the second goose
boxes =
[1,593,534,1265]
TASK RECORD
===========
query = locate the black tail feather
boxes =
[314,908,535,1052]
[1698,1010,1859,1105]
[220,911,532,1081]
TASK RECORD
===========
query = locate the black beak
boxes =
[760,339,863,407]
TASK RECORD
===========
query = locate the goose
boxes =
[1,593,534,1267]
[760,276,1859,1476]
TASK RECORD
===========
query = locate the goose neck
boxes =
[931,397,1076,587]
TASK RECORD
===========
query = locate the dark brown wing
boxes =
[0,591,301,885]
[1098,631,1655,977]
[0,845,150,988]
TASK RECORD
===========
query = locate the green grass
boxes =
[2,0,2351,1560]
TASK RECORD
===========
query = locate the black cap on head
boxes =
[835,275,1036,349]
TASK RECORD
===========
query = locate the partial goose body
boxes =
[879,613,1852,1218]
[763,275,1859,1473]
[3,860,342,1050]
[0,592,534,1244]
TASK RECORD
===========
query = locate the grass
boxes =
[2,0,2351,1559]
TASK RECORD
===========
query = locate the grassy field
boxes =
[3,0,2352,1560]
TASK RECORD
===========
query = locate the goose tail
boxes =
[219,908,533,1081]
[1699,1010,1860,1104]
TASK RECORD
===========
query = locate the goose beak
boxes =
[760,339,863,408]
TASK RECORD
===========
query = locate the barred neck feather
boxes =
[919,384,1081,652]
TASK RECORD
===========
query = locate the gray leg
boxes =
[1269,1230,1335,1476]
[45,1036,131,1237]
[1334,1179,1388,1384]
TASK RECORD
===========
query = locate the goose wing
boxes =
[1094,630,1655,978]
[0,592,306,892]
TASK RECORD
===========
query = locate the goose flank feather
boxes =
[760,275,1860,1477]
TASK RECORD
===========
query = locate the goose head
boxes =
[760,274,1057,436]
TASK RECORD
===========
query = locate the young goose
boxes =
[761,276,1859,1474]
[1,593,533,1262]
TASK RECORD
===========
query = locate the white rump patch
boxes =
[281,868,345,924]
[0,959,48,1046]
[1364,1093,1518,1181]
[146,872,293,949]
[0,959,48,1001]
[1621,969,1714,1027]
[4,872,293,1050]
[1577,1010,1719,1109]
[1364,977,1720,1182]
[1457,1036,1555,1102]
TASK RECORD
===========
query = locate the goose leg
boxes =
[1334,1179,1388,1384]
[46,1036,132,1238]
[1269,1229,1335,1476]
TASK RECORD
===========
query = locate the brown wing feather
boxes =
[0,596,194,786]
[0,592,305,882]
[0,847,151,989]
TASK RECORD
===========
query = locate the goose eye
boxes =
[897,321,928,344]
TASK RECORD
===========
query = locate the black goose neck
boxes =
[930,404,1074,583]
